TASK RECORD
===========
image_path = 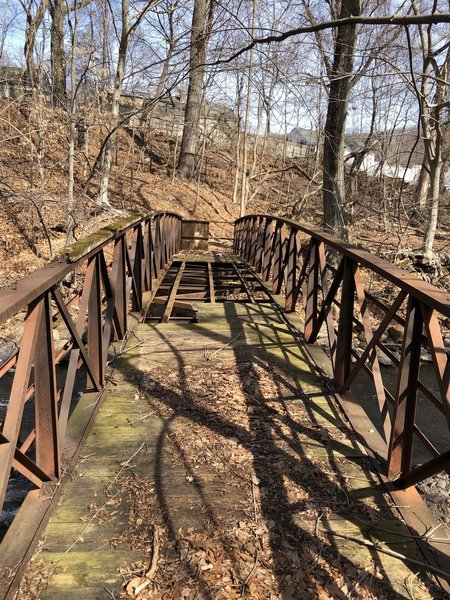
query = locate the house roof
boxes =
[288,128,318,146]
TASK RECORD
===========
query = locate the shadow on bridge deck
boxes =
[18,282,447,598]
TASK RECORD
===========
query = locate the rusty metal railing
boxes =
[234,214,450,489]
[0,211,182,523]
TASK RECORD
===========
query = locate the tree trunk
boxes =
[424,156,441,258]
[50,0,67,106]
[240,0,257,217]
[97,0,129,209]
[414,159,430,210]
[177,0,213,179]
[155,6,175,99]
[322,0,360,240]
[23,0,46,88]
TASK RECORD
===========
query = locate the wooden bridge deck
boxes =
[17,258,447,599]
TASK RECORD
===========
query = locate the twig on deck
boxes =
[240,550,259,597]
[320,529,450,578]
[106,443,146,493]
[206,334,242,361]
[134,525,160,595]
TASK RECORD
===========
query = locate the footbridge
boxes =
[1,212,450,598]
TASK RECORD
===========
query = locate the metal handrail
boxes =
[0,211,182,527]
[234,214,450,489]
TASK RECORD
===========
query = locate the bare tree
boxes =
[177,0,214,179]
[322,0,361,240]
[97,0,158,209]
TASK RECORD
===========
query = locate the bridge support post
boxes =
[388,297,423,480]
[34,292,60,479]
[334,257,356,389]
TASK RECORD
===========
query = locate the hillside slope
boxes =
[0,97,449,291]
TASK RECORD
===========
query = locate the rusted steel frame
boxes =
[97,250,119,371]
[307,250,344,370]
[159,215,169,270]
[352,265,392,442]
[241,219,253,264]
[317,242,339,365]
[334,257,357,390]
[56,255,100,440]
[236,215,450,317]
[284,229,299,313]
[294,240,312,312]
[0,353,18,379]
[17,428,37,455]
[244,217,258,267]
[207,263,216,303]
[151,227,159,283]
[0,211,183,522]
[0,276,105,384]
[232,221,238,254]
[271,223,286,295]
[395,449,450,490]
[143,219,152,291]
[239,220,247,257]
[246,218,256,264]
[238,220,245,256]
[304,240,320,343]
[421,305,450,429]
[51,288,100,392]
[0,299,43,509]
[261,219,274,281]
[253,217,264,273]
[11,446,52,488]
[235,220,243,255]
[34,291,59,480]
[253,217,265,272]
[110,235,128,339]
[247,217,257,266]
[86,254,105,388]
[124,232,142,314]
[307,257,344,343]
[364,290,406,329]
[162,262,186,322]
[413,423,442,460]
[231,261,254,303]
[357,358,397,408]
[153,216,163,279]
[334,294,404,371]
[0,213,172,325]
[343,290,408,392]
[129,224,144,312]
[388,297,424,479]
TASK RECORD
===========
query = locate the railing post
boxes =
[0,299,43,509]
[160,215,168,269]
[111,235,127,340]
[387,297,423,480]
[304,239,319,341]
[284,229,299,312]
[242,217,252,263]
[261,219,274,281]
[236,219,245,256]
[254,217,265,273]
[144,218,153,292]
[131,224,144,312]
[334,257,356,389]
[249,216,260,268]
[271,222,284,294]
[34,292,60,479]
[87,253,105,387]
[153,216,162,279]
